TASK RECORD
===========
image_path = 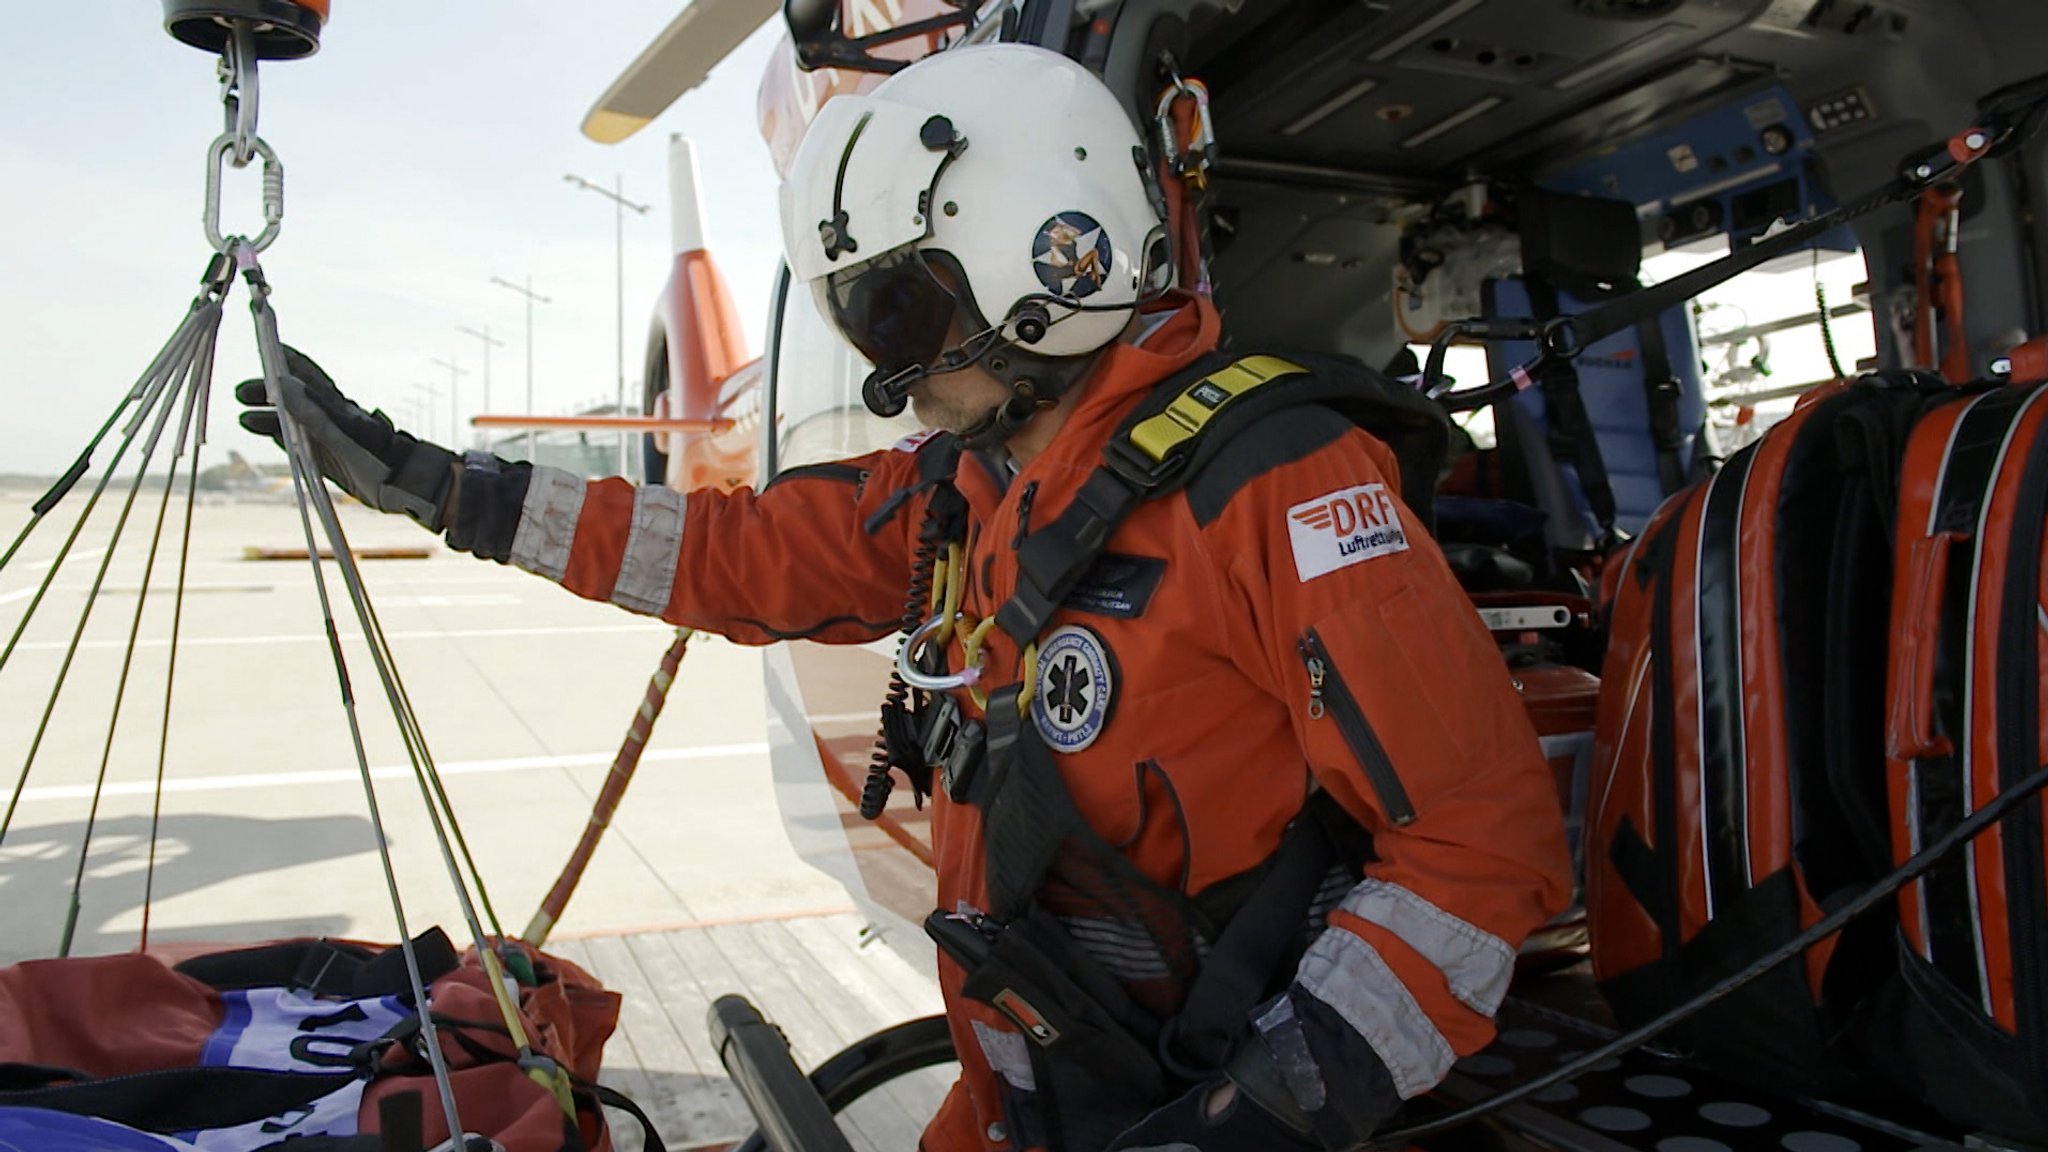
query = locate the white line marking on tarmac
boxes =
[8,622,671,652]
[11,742,771,803]
[0,548,108,604]
[369,594,522,608]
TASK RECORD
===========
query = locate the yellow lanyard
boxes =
[929,542,1037,713]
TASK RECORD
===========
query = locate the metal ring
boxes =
[896,613,983,692]
[204,133,284,253]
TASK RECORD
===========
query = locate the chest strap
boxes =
[996,352,1448,647]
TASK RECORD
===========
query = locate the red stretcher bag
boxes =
[0,931,651,1152]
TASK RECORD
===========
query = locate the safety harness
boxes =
[901,350,1448,1149]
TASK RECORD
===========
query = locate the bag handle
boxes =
[1887,531,1965,759]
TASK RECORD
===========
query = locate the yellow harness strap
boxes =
[1124,354,1308,466]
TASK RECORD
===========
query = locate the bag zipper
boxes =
[1299,629,1416,826]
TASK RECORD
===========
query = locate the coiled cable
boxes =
[862,483,965,819]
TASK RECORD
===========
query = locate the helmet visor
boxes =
[814,249,961,375]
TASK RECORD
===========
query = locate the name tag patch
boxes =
[1063,553,1166,619]
[1288,483,1409,581]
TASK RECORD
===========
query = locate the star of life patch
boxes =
[1287,483,1410,581]
[1031,624,1114,753]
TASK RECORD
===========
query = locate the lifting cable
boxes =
[0,8,573,1144]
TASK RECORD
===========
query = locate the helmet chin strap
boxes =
[956,391,1051,450]
[954,342,1100,450]
[860,322,1097,449]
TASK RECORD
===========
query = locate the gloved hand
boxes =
[236,347,459,532]
[1104,1082,1320,1152]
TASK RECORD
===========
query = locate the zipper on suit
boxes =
[1299,629,1416,826]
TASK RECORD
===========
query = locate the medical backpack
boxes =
[1869,381,2048,1141]
[1585,375,1943,1102]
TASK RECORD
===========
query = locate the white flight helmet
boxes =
[779,44,1165,435]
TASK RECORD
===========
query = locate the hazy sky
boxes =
[1,2,788,477]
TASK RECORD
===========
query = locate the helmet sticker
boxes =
[1032,212,1113,300]
[1031,624,1116,753]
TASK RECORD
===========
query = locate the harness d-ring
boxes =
[898,613,984,692]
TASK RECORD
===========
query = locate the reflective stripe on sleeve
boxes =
[1338,879,1514,1016]
[1296,928,1455,1099]
[509,466,586,582]
[610,485,687,615]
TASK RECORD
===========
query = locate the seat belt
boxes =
[1635,312,1690,495]
[1524,276,1620,540]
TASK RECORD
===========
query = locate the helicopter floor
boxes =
[550,912,950,1152]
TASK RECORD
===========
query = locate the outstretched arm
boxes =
[238,348,946,644]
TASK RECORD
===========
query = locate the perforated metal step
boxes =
[1428,997,1950,1152]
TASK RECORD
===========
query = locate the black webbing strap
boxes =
[1636,314,1689,495]
[0,1066,362,1132]
[995,467,1147,647]
[583,1079,670,1152]
[173,929,460,1000]
[1436,83,2048,418]
[1563,180,1913,355]
[978,683,1095,917]
[1526,276,1620,538]
[1164,790,1344,1073]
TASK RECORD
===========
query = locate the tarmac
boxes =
[0,486,947,1149]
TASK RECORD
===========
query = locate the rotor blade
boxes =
[581,0,783,143]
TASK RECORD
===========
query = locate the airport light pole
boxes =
[491,274,551,461]
[409,381,441,443]
[456,324,504,438]
[428,356,469,450]
[564,172,651,478]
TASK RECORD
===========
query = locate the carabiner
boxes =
[1153,74,1216,188]
[218,22,263,168]
[204,133,285,254]
[897,613,985,692]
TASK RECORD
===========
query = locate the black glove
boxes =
[236,347,458,532]
[1105,1082,1320,1152]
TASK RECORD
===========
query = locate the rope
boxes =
[0,293,224,850]
[251,261,474,1142]
[60,359,208,957]
[523,627,694,947]
[0,297,219,579]
[140,360,211,954]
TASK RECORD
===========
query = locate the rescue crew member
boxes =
[239,43,1572,1152]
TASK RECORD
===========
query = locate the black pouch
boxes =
[929,906,1178,1150]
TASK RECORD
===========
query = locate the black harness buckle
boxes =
[919,693,987,802]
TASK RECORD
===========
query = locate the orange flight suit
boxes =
[467,296,1572,1150]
